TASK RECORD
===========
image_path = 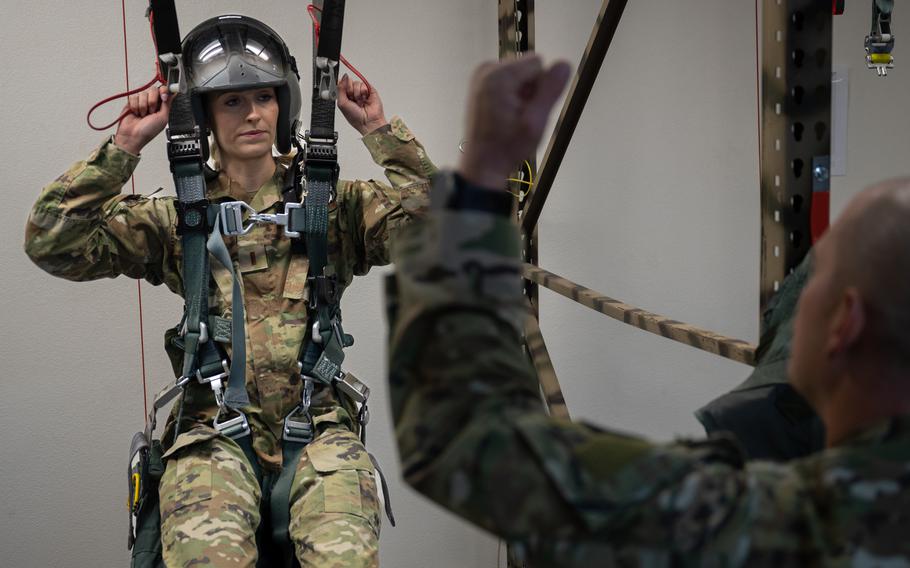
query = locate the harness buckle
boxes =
[219,201,256,236]
[178,320,209,344]
[315,56,339,101]
[165,127,204,164]
[213,407,251,440]
[196,359,229,385]
[334,371,370,404]
[283,202,305,238]
[220,200,306,238]
[283,378,315,443]
[158,52,186,95]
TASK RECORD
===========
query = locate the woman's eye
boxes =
[257,93,274,102]
[224,98,239,107]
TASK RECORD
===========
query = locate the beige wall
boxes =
[0,1,906,566]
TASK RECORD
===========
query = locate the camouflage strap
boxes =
[524,264,758,366]
[524,312,570,419]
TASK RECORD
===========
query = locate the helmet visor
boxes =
[184,16,291,93]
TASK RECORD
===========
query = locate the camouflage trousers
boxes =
[158,423,381,567]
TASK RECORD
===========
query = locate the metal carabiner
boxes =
[219,201,257,236]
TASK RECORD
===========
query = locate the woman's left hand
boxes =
[337,74,388,136]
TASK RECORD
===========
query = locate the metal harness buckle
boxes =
[213,406,251,440]
[315,56,339,101]
[334,371,370,404]
[196,359,229,385]
[158,52,186,94]
[283,377,316,444]
[219,201,306,238]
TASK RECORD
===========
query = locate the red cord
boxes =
[307,4,374,94]
[118,0,151,421]
[87,12,164,131]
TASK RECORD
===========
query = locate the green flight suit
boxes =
[696,254,825,461]
[386,171,910,567]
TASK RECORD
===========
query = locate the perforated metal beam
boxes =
[760,0,832,310]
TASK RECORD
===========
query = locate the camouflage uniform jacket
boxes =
[25,117,436,469]
[387,172,910,566]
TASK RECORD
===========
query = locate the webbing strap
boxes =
[168,95,210,379]
[304,174,332,269]
[208,214,250,408]
[271,441,306,566]
[309,0,345,138]
[310,331,345,383]
[300,1,346,381]
[178,231,207,377]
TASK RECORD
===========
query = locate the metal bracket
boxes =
[158,52,187,94]
[213,407,251,439]
[334,371,370,404]
[315,56,339,101]
[283,378,315,443]
[219,201,306,238]
[196,359,229,385]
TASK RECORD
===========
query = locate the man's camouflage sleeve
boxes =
[332,116,438,277]
[386,172,819,563]
[24,137,179,289]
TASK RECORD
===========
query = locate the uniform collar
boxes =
[207,162,286,212]
[838,412,910,447]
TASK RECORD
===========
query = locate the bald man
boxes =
[385,56,910,565]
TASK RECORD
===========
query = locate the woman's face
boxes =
[207,87,279,163]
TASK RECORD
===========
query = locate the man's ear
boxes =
[827,287,866,358]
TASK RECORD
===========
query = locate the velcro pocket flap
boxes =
[306,430,375,473]
[161,425,219,460]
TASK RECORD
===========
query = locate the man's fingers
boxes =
[498,54,545,86]
[530,61,572,114]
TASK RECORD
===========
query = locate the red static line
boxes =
[120,0,150,421]
[307,4,374,94]
[88,11,164,131]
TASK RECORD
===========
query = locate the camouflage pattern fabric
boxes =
[696,254,825,461]
[25,117,435,564]
[386,171,910,566]
[160,416,379,567]
[25,115,435,469]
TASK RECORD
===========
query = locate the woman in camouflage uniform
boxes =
[25,15,435,568]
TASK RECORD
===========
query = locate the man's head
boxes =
[789,177,910,418]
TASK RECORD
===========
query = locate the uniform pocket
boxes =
[158,429,218,519]
[300,428,379,524]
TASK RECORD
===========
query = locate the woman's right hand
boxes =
[113,86,173,155]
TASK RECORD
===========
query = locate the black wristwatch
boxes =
[445,172,514,216]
